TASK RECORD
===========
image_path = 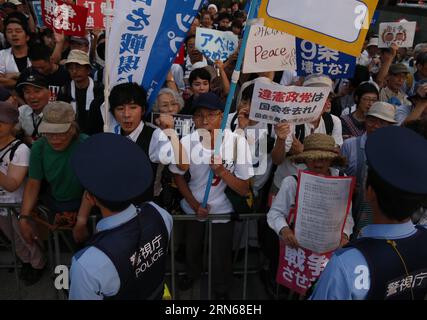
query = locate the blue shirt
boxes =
[309,221,422,300]
[341,133,367,179]
[69,203,172,300]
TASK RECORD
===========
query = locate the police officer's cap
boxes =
[366,126,427,194]
[71,133,153,202]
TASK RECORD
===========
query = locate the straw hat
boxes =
[290,133,346,166]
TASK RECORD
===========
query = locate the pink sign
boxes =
[276,242,332,295]
[42,0,88,36]
[76,0,115,29]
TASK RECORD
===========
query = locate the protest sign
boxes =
[296,38,356,79]
[31,1,44,28]
[76,0,115,29]
[378,21,416,48]
[195,28,239,62]
[258,0,379,57]
[276,242,333,295]
[294,171,355,254]
[150,113,195,139]
[41,0,88,37]
[249,81,329,125]
[243,26,296,74]
[108,0,203,109]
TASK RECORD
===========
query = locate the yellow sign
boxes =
[258,0,379,57]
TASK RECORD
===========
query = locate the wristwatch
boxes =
[18,214,32,221]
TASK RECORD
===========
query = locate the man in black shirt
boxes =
[27,43,70,102]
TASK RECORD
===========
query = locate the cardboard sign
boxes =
[41,0,88,36]
[195,27,239,62]
[76,0,115,29]
[378,22,416,48]
[258,0,379,57]
[249,81,329,125]
[276,242,333,295]
[243,25,296,73]
[296,38,356,79]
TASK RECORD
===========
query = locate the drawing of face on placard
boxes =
[378,22,416,48]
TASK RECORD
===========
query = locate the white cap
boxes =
[367,37,379,48]
[367,102,397,124]
[8,0,22,5]
[208,4,218,12]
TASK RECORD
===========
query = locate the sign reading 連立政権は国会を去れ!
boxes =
[296,38,356,79]
[249,81,329,125]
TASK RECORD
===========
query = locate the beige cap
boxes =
[303,74,334,93]
[367,101,397,124]
[38,102,75,134]
[65,50,90,66]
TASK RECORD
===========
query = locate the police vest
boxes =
[347,226,427,300]
[88,203,169,300]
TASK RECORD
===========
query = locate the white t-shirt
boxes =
[169,129,254,221]
[0,47,30,74]
[0,141,30,216]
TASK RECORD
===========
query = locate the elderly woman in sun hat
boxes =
[268,133,354,249]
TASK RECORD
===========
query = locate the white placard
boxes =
[378,22,416,48]
[249,81,329,125]
[243,26,296,73]
[195,28,239,62]
[294,171,354,254]
[265,0,367,42]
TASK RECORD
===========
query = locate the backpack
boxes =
[0,139,23,165]
[295,113,334,143]
[230,112,275,153]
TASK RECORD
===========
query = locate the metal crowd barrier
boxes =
[167,213,265,300]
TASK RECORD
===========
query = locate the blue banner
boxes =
[108,0,203,110]
[31,0,44,28]
[296,38,356,79]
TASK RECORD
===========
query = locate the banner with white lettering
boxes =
[296,38,356,79]
[249,81,329,125]
[378,21,416,48]
[76,0,115,29]
[108,0,203,109]
[276,242,333,295]
[41,0,88,36]
[195,28,239,62]
[243,26,296,73]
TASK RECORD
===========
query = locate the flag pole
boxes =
[201,0,259,208]
[103,0,113,132]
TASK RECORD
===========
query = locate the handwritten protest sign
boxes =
[31,1,44,28]
[151,113,195,139]
[249,81,329,125]
[42,0,88,37]
[258,0,379,57]
[294,171,354,254]
[276,242,333,295]
[378,21,416,48]
[243,25,296,73]
[195,27,239,62]
[296,38,356,79]
[76,0,115,29]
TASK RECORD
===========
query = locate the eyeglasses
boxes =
[361,97,378,103]
[193,111,221,121]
